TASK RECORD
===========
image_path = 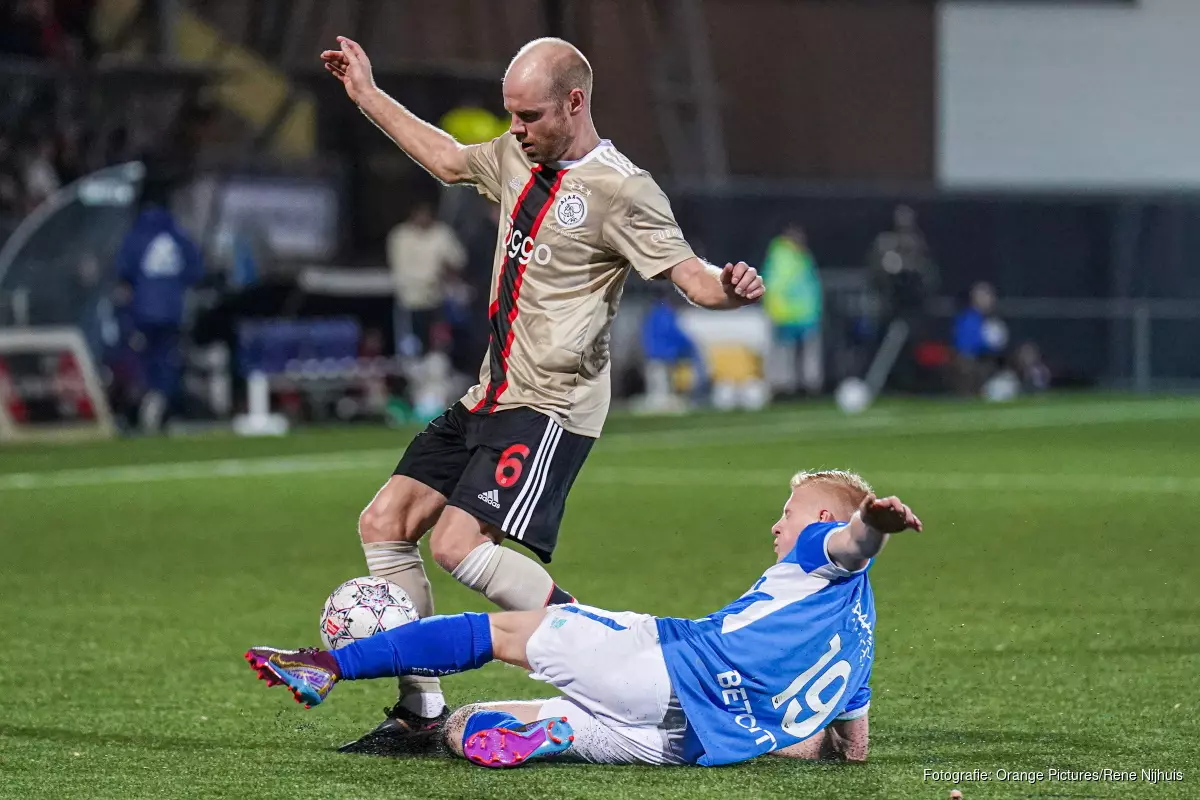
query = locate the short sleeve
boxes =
[462,135,507,202]
[786,521,870,578]
[787,521,843,573]
[602,174,695,279]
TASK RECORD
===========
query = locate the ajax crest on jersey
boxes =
[555,193,588,228]
[319,576,420,650]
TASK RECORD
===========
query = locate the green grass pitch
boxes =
[1,395,1197,799]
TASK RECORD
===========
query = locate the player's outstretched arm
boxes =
[321,37,471,184]
[826,493,923,572]
[665,257,764,309]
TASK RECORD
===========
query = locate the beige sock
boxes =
[451,541,556,610]
[363,540,444,712]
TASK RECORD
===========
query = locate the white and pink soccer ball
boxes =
[319,576,419,650]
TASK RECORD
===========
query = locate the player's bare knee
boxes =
[429,511,488,572]
[429,525,473,572]
[358,479,438,544]
[488,610,544,668]
[358,501,404,544]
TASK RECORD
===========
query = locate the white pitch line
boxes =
[0,452,395,490]
[2,456,1198,496]
[1,400,1198,492]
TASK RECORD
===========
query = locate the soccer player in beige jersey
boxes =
[320,35,765,753]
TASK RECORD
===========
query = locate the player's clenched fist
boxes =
[719,261,765,304]
[321,37,377,105]
[858,493,923,534]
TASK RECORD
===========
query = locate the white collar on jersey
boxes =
[552,139,612,170]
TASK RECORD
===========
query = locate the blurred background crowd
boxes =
[1,0,1196,440]
[1,0,98,219]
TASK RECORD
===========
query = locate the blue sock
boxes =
[462,709,522,748]
[332,612,493,680]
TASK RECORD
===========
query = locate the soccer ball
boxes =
[319,577,419,650]
[835,378,873,415]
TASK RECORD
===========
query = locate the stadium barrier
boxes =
[0,327,115,443]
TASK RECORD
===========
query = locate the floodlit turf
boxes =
[1,395,1198,799]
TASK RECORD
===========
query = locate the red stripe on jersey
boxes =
[476,167,542,410]
[489,167,568,408]
[490,379,508,404]
[489,166,541,323]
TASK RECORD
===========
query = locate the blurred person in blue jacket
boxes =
[952,281,1008,395]
[762,224,823,396]
[114,186,204,431]
[640,292,707,411]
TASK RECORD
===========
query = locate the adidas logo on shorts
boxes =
[478,489,501,509]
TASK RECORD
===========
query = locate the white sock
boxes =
[451,541,501,587]
[363,540,444,714]
[451,541,556,610]
[399,691,448,718]
[363,541,435,618]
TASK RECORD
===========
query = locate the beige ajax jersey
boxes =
[458,134,694,437]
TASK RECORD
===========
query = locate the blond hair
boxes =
[790,470,873,519]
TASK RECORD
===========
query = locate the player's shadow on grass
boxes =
[0,724,320,755]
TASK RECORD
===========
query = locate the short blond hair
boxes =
[790,470,873,519]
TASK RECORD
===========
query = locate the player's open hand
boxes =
[858,493,922,534]
[320,37,377,105]
[720,262,765,304]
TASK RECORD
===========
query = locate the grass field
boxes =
[1,395,1198,799]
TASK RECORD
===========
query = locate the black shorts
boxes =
[394,403,594,563]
